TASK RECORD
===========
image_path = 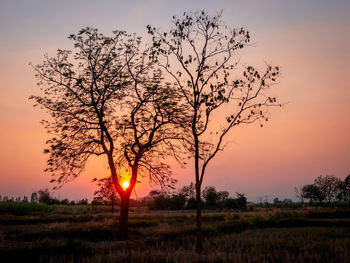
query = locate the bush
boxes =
[186,197,197,209]
[149,194,187,210]
[169,194,186,210]
[223,196,246,209]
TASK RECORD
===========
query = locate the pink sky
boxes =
[0,0,349,202]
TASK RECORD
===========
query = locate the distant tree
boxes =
[22,196,29,203]
[223,193,246,209]
[148,10,281,252]
[61,198,70,205]
[314,175,342,204]
[344,175,350,206]
[77,198,88,205]
[217,191,229,204]
[149,190,162,198]
[0,195,2,202]
[2,196,8,202]
[186,197,197,210]
[93,176,119,213]
[30,192,38,203]
[169,193,187,210]
[273,197,280,204]
[235,193,247,209]
[302,184,324,204]
[179,182,195,199]
[202,186,230,209]
[283,198,292,203]
[202,186,218,209]
[37,189,53,204]
[263,196,269,205]
[146,189,188,210]
[179,182,197,209]
[338,175,350,206]
[151,192,169,210]
[223,198,236,209]
[256,196,264,204]
[294,186,304,203]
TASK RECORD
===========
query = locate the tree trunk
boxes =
[195,182,202,253]
[118,164,137,240]
[119,194,130,239]
[111,196,115,214]
[192,107,203,254]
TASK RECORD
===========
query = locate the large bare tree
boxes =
[31,28,136,238]
[147,10,281,252]
[31,27,189,238]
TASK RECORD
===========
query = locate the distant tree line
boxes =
[296,174,350,206]
[144,183,247,210]
[1,174,348,209]
[0,189,88,205]
[272,197,293,204]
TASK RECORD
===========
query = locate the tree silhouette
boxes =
[202,186,229,209]
[31,28,139,238]
[314,175,342,204]
[114,37,189,235]
[30,192,38,203]
[340,175,350,207]
[179,182,195,199]
[301,184,324,203]
[37,189,52,204]
[147,10,281,252]
[31,27,189,238]
[93,176,119,213]
[294,186,304,203]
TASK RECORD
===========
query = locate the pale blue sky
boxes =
[1,0,349,49]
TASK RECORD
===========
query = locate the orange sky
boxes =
[0,0,349,202]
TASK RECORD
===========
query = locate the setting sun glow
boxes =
[122,181,129,190]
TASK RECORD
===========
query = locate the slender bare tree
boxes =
[147,10,281,252]
[114,40,191,234]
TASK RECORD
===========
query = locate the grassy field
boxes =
[0,203,349,262]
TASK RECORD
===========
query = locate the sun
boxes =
[122,181,129,190]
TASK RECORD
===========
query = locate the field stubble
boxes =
[0,205,349,262]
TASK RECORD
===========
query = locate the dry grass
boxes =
[0,207,349,262]
[28,227,350,263]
